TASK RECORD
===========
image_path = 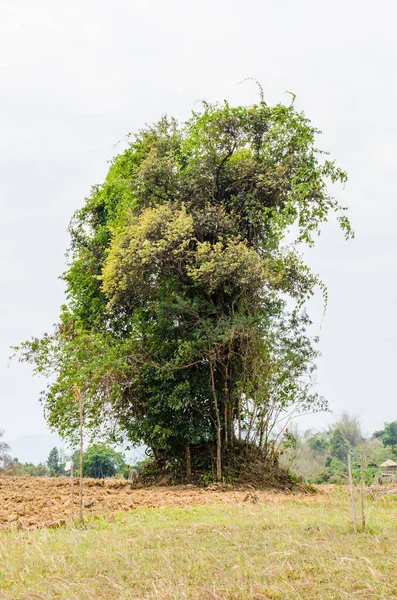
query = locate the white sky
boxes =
[1,0,396,440]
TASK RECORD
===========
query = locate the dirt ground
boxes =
[0,476,321,530]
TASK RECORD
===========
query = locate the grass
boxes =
[1,488,397,599]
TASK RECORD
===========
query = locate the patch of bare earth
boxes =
[0,476,318,530]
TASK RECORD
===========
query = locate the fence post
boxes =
[73,383,84,525]
[348,452,357,534]
[70,459,74,525]
[360,446,366,532]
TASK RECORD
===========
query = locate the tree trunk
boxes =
[237,396,242,442]
[224,405,228,448]
[258,413,265,448]
[209,358,222,481]
[185,441,192,483]
[223,371,233,448]
[227,404,234,447]
[220,366,228,449]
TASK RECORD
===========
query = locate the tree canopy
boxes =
[329,428,349,463]
[46,447,65,476]
[16,95,352,481]
[79,443,126,479]
[373,422,397,447]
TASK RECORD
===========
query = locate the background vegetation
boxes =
[2,415,397,487]
[0,439,128,479]
[281,414,397,485]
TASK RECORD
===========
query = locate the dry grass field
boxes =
[1,478,397,599]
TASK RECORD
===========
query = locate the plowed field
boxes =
[0,476,318,530]
[3,483,397,599]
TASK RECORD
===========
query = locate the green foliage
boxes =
[222,466,238,484]
[334,413,364,447]
[15,94,352,477]
[47,447,65,476]
[200,472,215,487]
[80,443,126,479]
[373,421,397,448]
[17,462,49,476]
[315,456,348,484]
[307,433,329,454]
[329,428,350,462]
[134,455,155,474]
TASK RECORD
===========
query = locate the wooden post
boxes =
[73,383,84,525]
[70,459,74,524]
[79,393,84,525]
[348,452,357,534]
[360,447,366,532]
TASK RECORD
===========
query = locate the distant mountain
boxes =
[7,434,65,465]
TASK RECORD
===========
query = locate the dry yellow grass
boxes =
[1,486,397,599]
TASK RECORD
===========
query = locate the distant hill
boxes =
[8,434,65,465]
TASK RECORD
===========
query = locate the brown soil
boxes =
[0,476,316,531]
[366,482,397,498]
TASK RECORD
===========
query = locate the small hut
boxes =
[379,459,397,477]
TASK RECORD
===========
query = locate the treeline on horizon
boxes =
[1,416,397,486]
[0,436,139,480]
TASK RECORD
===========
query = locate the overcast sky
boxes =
[1,0,396,441]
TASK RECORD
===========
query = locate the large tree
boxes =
[16,95,351,480]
